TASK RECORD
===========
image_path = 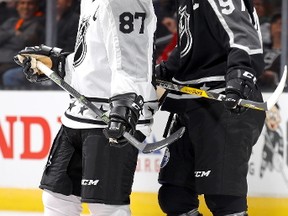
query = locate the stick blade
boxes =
[142,127,185,154]
[266,65,287,110]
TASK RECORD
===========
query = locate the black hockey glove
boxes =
[154,62,173,105]
[103,93,144,147]
[14,44,69,83]
[224,69,256,113]
[155,61,173,81]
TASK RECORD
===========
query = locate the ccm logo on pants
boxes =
[194,170,211,178]
[81,179,99,186]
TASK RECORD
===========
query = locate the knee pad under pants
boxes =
[43,190,131,216]
[88,203,131,216]
[42,190,82,216]
[158,184,199,216]
[204,194,247,216]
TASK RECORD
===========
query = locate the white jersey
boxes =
[61,0,158,136]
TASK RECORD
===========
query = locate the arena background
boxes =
[1,0,288,215]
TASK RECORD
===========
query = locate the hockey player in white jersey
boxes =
[14,0,158,215]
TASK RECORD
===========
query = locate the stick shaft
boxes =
[156,66,287,111]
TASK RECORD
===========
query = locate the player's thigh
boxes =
[81,129,142,204]
[186,98,265,195]
[40,126,83,196]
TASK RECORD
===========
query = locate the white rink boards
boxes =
[0,91,288,197]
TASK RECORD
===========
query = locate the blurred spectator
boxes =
[154,0,177,60]
[159,0,175,19]
[264,0,282,14]
[254,0,270,24]
[0,0,18,23]
[156,15,177,64]
[257,12,282,91]
[56,0,79,52]
[3,66,34,89]
[0,0,44,87]
[72,0,80,14]
[3,0,79,89]
[154,0,174,39]
[253,0,271,48]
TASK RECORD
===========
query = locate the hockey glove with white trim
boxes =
[14,44,69,83]
[103,93,144,147]
[224,69,256,112]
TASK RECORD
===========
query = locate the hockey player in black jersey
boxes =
[156,0,266,216]
[14,0,158,215]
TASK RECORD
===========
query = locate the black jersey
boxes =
[161,0,264,113]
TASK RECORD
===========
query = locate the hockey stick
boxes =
[31,59,185,153]
[156,66,287,111]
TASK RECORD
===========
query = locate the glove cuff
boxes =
[110,93,144,113]
[226,69,256,84]
[226,69,258,102]
[109,93,144,129]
